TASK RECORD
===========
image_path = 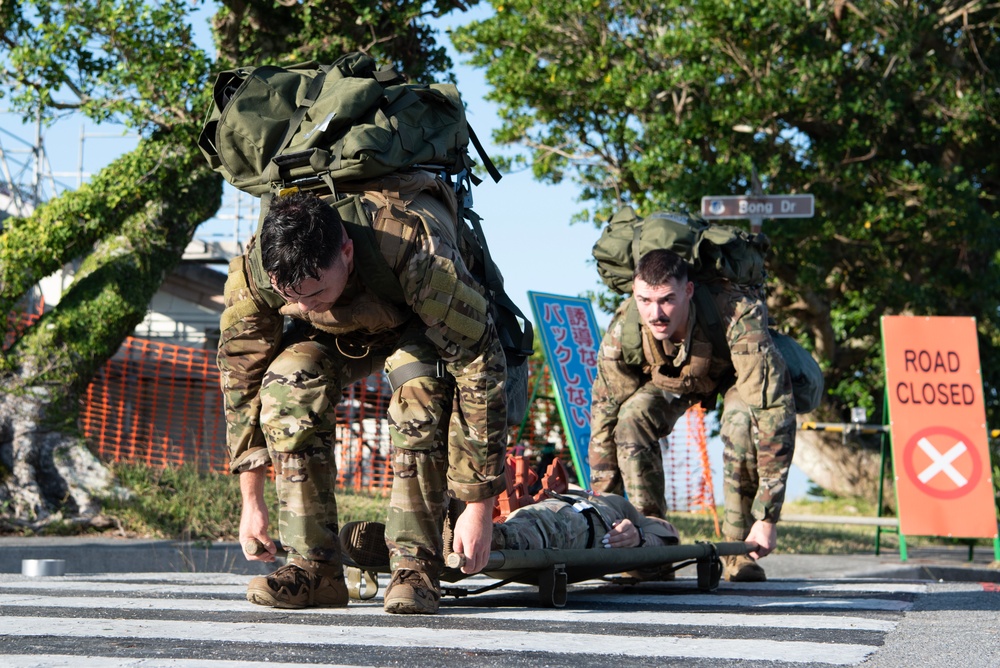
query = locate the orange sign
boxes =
[882,316,997,538]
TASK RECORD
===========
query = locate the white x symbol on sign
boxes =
[916,437,968,487]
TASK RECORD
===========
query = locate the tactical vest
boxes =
[617,297,724,398]
[240,171,535,425]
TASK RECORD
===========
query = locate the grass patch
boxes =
[96,461,388,542]
[667,492,996,556]
[664,510,883,555]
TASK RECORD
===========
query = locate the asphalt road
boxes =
[1,542,998,668]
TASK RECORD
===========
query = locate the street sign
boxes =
[701,194,814,219]
[881,316,997,541]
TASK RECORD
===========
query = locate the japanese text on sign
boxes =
[529,292,603,485]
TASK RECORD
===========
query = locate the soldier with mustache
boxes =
[588,249,796,582]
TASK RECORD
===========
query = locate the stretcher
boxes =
[343,455,753,606]
[345,540,751,608]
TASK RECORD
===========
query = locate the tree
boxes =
[0,0,476,529]
[453,0,1000,501]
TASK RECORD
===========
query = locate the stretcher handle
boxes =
[243,538,285,556]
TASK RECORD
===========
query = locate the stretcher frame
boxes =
[345,541,751,608]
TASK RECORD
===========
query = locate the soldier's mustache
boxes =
[651,317,670,326]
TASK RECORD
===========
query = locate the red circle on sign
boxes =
[902,426,982,500]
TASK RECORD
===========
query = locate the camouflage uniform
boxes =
[496,491,679,550]
[588,283,796,541]
[218,171,507,575]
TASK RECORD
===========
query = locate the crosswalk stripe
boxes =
[551,590,913,611]
[0,578,914,611]
[2,655,368,668]
[0,616,878,665]
[0,594,898,632]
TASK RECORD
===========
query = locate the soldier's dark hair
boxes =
[634,248,689,287]
[260,192,345,290]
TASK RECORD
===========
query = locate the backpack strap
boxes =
[467,124,502,184]
[272,65,332,161]
[464,206,533,356]
[692,284,730,364]
[329,194,407,306]
[692,283,737,409]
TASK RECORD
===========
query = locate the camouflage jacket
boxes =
[590,282,796,522]
[217,171,506,501]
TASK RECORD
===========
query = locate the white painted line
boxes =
[0,576,915,611]
[799,583,927,594]
[562,591,913,612]
[0,594,897,632]
[1,576,922,599]
[717,580,927,594]
[0,616,877,665]
[0,581,245,595]
[1,656,369,668]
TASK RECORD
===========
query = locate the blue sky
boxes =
[0,2,812,503]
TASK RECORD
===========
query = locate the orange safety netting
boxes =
[63,332,714,510]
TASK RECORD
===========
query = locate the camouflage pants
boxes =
[383,332,457,575]
[588,383,696,519]
[589,383,758,537]
[259,326,463,574]
[259,328,385,563]
[719,386,758,541]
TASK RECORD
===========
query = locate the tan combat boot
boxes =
[246,557,349,608]
[722,554,767,582]
[383,569,441,614]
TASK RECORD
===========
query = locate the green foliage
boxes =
[0,0,212,130]
[454,1,1000,425]
[212,0,478,80]
[2,131,221,405]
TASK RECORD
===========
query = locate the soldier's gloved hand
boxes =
[452,498,494,574]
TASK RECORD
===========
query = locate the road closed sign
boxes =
[881,316,997,539]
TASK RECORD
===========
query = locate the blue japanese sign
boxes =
[528,291,602,485]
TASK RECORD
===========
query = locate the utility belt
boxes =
[545,490,611,549]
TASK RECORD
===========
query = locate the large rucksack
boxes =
[592,205,823,413]
[593,205,770,296]
[198,53,532,425]
[198,52,500,196]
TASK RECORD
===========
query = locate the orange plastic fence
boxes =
[60,331,714,510]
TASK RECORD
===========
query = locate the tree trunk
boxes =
[792,428,892,509]
[0,391,114,529]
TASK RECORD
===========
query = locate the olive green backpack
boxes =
[198,52,532,425]
[593,205,771,296]
[592,205,823,413]
[198,51,500,196]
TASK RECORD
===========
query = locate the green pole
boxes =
[550,388,587,487]
[880,320,907,561]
